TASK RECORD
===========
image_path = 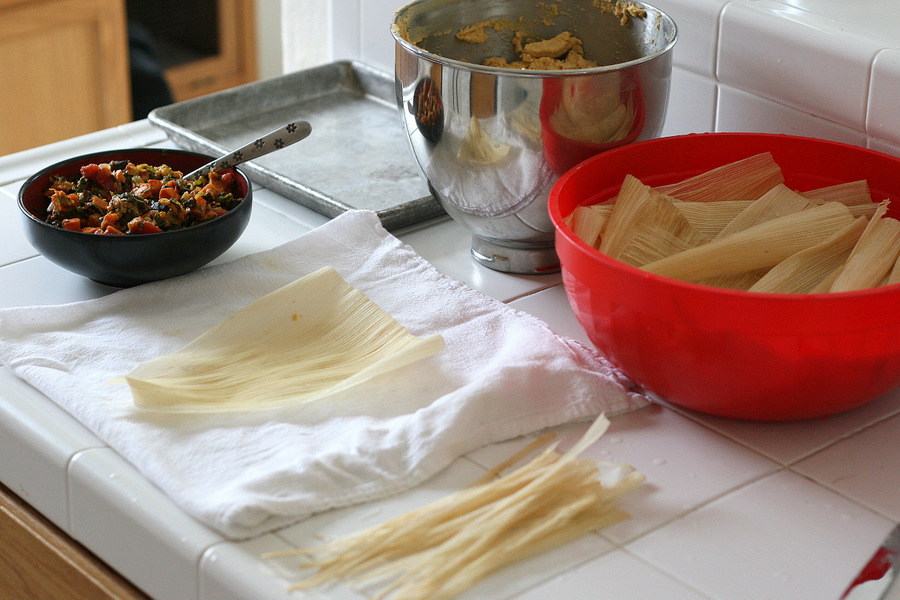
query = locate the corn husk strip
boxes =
[271,415,645,600]
[473,433,556,486]
[830,203,900,292]
[600,175,708,262]
[570,204,613,248]
[356,466,633,600]
[803,180,872,206]
[713,183,812,240]
[654,152,784,203]
[641,202,855,281]
[113,266,444,412]
[673,200,753,237]
[749,217,868,294]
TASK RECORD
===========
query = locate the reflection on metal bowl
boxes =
[392,0,677,274]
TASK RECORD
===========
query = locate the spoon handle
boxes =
[183,120,313,180]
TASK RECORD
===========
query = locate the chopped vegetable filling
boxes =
[42,160,244,235]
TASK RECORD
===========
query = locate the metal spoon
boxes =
[182,120,312,180]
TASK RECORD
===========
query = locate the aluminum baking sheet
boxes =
[148,61,442,230]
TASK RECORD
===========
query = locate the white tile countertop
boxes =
[1,116,899,600]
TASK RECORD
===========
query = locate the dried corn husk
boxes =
[672,200,753,238]
[654,152,784,203]
[570,204,614,248]
[699,268,770,291]
[641,202,855,282]
[750,217,868,293]
[847,203,882,219]
[803,179,872,206]
[113,266,444,412]
[811,265,845,293]
[888,253,900,286]
[713,183,813,240]
[618,226,702,267]
[564,153,900,294]
[693,185,811,289]
[600,175,708,264]
[830,201,900,292]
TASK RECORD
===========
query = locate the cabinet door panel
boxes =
[0,0,131,154]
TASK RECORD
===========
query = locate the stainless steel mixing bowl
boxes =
[392,0,677,273]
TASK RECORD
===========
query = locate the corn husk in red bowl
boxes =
[549,132,900,420]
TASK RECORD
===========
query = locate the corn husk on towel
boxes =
[0,210,647,539]
[566,154,900,294]
[115,266,445,413]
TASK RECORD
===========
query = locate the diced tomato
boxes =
[148,179,163,196]
[158,186,179,200]
[81,163,118,192]
[80,164,100,179]
[61,218,82,232]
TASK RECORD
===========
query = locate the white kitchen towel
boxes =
[0,209,647,539]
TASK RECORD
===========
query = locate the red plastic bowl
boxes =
[549,132,900,420]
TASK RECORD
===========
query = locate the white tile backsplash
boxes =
[653,0,730,78]
[870,135,900,159]
[716,84,870,144]
[288,0,900,151]
[869,49,900,146]
[662,66,718,136]
[719,1,876,130]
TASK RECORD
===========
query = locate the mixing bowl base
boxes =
[470,235,560,274]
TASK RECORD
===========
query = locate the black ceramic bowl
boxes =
[18,148,252,287]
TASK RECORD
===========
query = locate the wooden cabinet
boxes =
[0,0,258,155]
[0,0,132,155]
[136,0,258,103]
[0,482,149,600]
